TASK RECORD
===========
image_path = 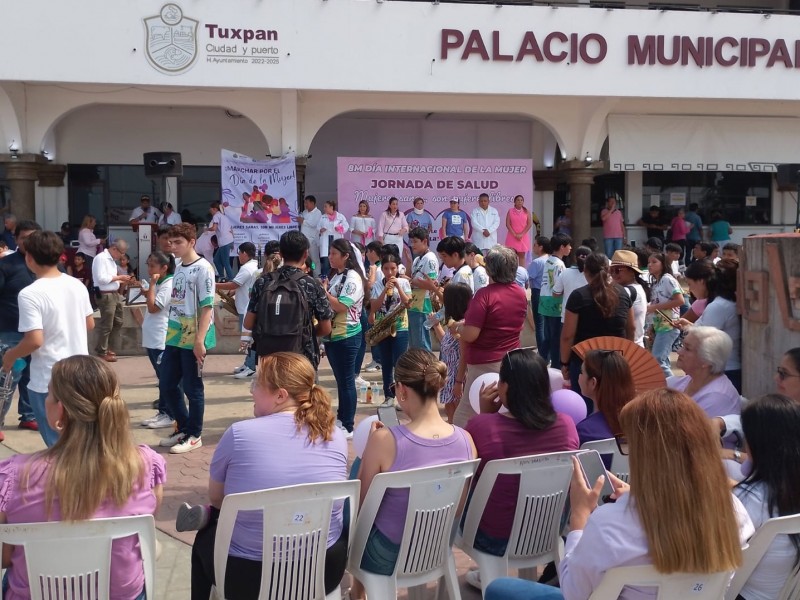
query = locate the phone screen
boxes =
[376,406,399,427]
[577,450,614,504]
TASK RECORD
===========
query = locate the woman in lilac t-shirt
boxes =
[356,349,477,583]
[190,352,349,600]
[0,356,165,600]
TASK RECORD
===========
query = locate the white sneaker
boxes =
[232,364,247,374]
[355,375,369,387]
[170,435,203,454]
[365,361,381,372]
[465,569,481,590]
[140,412,161,427]
[146,413,174,429]
[159,431,184,447]
[335,421,354,440]
[234,367,256,379]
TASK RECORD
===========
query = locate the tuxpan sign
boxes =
[144,4,199,75]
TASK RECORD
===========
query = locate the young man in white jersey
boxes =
[437,236,474,294]
[408,227,440,351]
[159,223,216,454]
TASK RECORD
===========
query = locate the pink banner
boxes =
[336,157,535,248]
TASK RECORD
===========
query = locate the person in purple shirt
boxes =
[576,349,636,447]
[463,348,578,590]
[355,349,477,591]
[667,326,741,425]
[187,352,349,600]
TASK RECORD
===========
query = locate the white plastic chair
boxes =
[580,438,630,483]
[589,564,732,599]
[214,480,360,600]
[348,459,480,600]
[0,514,156,600]
[456,451,576,595]
[726,513,800,600]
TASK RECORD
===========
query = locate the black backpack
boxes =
[253,269,311,357]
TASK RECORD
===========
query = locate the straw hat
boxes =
[610,249,644,274]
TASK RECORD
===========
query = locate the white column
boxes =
[281,89,299,154]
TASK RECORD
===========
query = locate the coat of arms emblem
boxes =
[144,4,198,75]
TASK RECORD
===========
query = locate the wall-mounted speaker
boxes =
[776,163,800,191]
[143,152,183,178]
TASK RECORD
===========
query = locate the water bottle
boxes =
[359,381,368,403]
[424,307,445,330]
[373,386,383,406]
[366,385,373,404]
[1,358,26,404]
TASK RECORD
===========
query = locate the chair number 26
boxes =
[692,583,704,592]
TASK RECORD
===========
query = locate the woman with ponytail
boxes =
[0,355,166,600]
[187,352,348,600]
[560,252,634,395]
[351,349,477,595]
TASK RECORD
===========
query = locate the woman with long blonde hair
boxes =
[484,388,754,600]
[0,355,165,600]
[187,352,349,600]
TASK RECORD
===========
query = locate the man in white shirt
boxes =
[437,236,474,293]
[91,239,133,362]
[217,242,260,379]
[470,193,500,252]
[553,246,592,322]
[296,195,322,276]
[209,201,235,280]
[129,195,161,227]
[158,202,182,226]
[1,230,94,447]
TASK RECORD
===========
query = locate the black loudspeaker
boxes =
[143,152,183,178]
[777,163,800,190]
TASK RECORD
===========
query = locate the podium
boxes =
[134,222,157,279]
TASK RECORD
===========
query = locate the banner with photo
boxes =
[220,149,298,251]
[336,157,534,247]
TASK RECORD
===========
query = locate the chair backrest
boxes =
[349,459,479,583]
[589,564,732,599]
[726,513,800,600]
[460,451,575,565]
[580,438,630,483]
[214,480,360,600]
[0,514,156,600]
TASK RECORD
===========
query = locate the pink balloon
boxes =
[548,368,564,392]
[551,389,587,425]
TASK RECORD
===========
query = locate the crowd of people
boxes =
[0,190,795,600]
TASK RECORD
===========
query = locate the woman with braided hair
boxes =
[0,355,166,600]
[186,352,349,600]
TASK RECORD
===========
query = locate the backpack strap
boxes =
[625,284,637,303]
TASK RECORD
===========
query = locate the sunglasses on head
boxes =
[776,367,800,381]
[504,346,536,371]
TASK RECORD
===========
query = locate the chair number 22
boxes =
[292,513,306,524]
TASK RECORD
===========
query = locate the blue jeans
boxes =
[485,578,564,600]
[377,330,409,398]
[0,331,35,424]
[360,526,401,576]
[542,316,562,369]
[530,289,545,357]
[213,242,234,280]
[145,348,175,419]
[237,315,256,371]
[407,311,431,351]
[604,237,623,258]
[327,334,360,432]
[159,346,205,438]
[361,310,381,365]
[651,328,680,377]
[27,390,59,447]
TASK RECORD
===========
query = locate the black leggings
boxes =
[191,507,349,600]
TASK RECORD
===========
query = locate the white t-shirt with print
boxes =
[166,257,217,349]
[17,275,94,394]
[142,276,174,351]
[410,250,439,314]
[328,269,364,341]
[472,265,489,291]
[232,259,260,315]
[450,263,474,293]
[649,273,682,331]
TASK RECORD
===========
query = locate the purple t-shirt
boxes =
[373,425,473,544]
[667,374,741,419]
[210,412,348,560]
[465,413,579,540]
[576,412,614,447]
[0,446,166,600]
